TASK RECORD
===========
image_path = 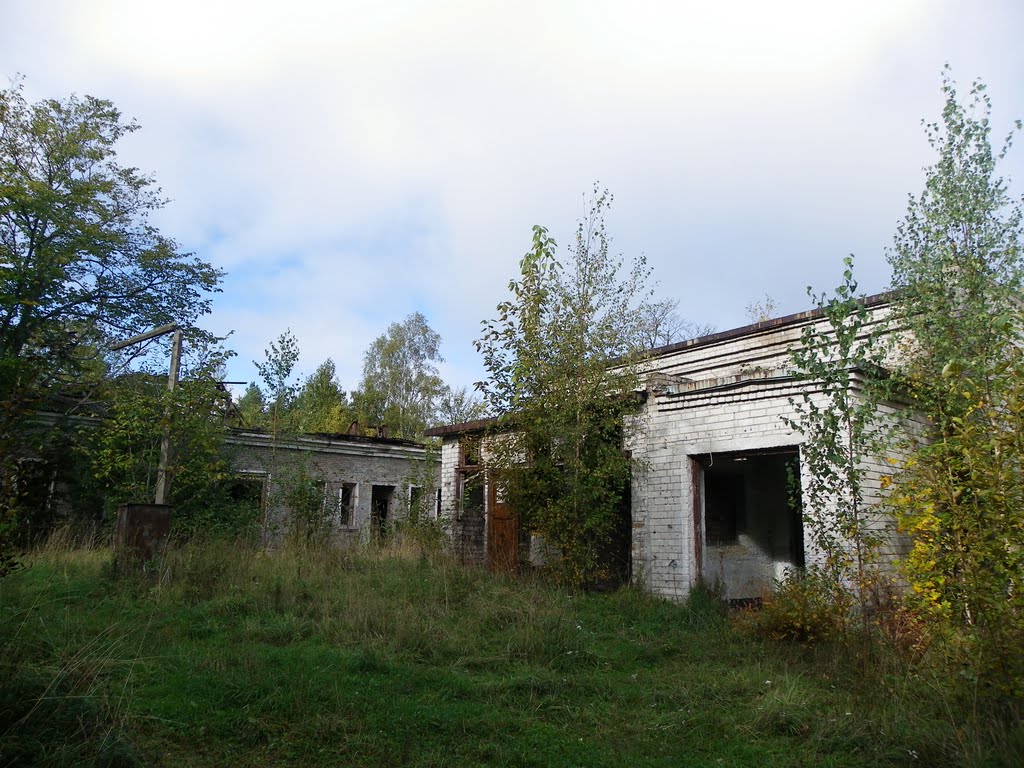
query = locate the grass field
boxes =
[1,537,1020,767]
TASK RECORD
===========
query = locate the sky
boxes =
[3,1,1023,399]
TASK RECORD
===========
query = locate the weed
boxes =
[1,538,1018,766]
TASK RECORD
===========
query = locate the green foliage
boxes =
[890,352,1024,699]
[272,459,336,544]
[885,71,1024,703]
[251,332,346,542]
[293,358,351,434]
[353,312,446,440]
[784,257,892,620]
[437,384,490,425]
[392,442,446,554]
[0,79,222,566]
[0,79,222,384]
[888,69,1024,392]
[254,329,301,439]
[239,358,352,435]
[3,540,1016,767]
[476,187,649,586]
[735,570,851,644]
[234,382,268,429]
[79,363,258,538]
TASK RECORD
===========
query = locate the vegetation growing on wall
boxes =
[783,257,895,644]
[476,187,650,586]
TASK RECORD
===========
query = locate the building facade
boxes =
[226,429,441,544]
[427,295,915,600]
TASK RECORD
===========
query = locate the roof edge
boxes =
[638,291,895,360]
[424,416,499,438]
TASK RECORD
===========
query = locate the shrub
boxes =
[735,569,851,644]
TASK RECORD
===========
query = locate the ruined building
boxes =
[427,295,912,600]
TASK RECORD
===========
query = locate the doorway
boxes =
[371,484,394,540]
[695,449,803,600]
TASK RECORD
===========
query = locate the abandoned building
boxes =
[226,428,441,543]
[426,294,910,601]
[17,409,440,544]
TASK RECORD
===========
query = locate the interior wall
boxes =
[700,451,802,600]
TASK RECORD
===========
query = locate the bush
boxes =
[734,569,851,643]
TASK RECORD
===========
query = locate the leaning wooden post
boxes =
[154,327,182,505]
[110,323,181,566]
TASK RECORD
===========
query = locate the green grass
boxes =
[1,538,1020,767]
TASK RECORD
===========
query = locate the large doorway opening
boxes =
[695,448,803,600]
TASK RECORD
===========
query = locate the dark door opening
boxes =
[695,449,803,600]
[371,485,394,540]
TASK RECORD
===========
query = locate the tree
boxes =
[234,383,268,429]
[0,80,222,563]
[437,384,490,425]
[78,357,254,538]
[0,80,222,400]
[745,293,779,323]
[885,71,1024,697]
[252,330,335,542]
[353,312,446,440]
[476,187,649,586]
[784,257,893,645]
[637,297,715,348]
[254,329,300,441]
[293,358,350,434]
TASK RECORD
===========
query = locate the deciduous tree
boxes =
[294,358,350,434]
[437,384,489,425]
[353,312,445,440]
[476,187,649,586]
[885,71,1024,697]
[0,80,222,563]
[0,80,222,403]
[784,257,893,643]
[637,297,715,348]
[234,383,268,429]
[254,329,300,441]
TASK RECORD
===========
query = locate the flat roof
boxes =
[427,291,894,438]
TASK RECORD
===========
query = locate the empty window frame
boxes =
[409,485,425,520]
[457,435,485,518]
[227,472,267,514]
[337,482,357,527]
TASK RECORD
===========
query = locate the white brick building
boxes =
[427,294,914,600]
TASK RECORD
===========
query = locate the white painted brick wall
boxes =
[432,302,914,601]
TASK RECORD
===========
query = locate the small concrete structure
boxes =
[225,428,440,544]
[115,503,170,566]
[427,294,916,600]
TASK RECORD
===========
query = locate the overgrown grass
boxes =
[1,536,1020,767]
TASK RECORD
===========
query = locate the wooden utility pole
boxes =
[110,324,183,505]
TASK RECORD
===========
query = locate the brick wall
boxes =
[225,431,439,543]
[630,303,910,600]
[430,300,916,600]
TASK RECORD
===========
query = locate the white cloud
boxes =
[3,0,1023,396]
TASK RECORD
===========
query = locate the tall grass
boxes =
[1,534,1020,766]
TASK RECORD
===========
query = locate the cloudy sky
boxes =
[3,1,1023,397]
